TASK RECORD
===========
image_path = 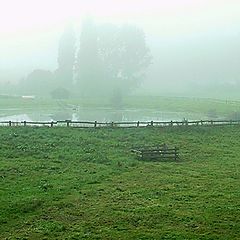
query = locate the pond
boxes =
[0,107,211,123]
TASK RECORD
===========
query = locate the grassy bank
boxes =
[0,126,240,239]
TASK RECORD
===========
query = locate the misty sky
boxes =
[1,0,240,93]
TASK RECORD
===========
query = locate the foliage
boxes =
[0,126,239,239]
[76,18,102,97]
[50,87,70,100]
[76,19,151,98]
[56,23,76,88]
[20,69,55,96]
[98,24,152,95]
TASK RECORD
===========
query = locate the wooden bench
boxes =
[132,145,179,161]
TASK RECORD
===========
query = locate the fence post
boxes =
[9,121,12,127]
[24,121,26,127]
[66,120,71,127]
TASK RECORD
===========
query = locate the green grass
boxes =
[0,126,240,239]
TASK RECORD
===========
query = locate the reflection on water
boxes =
[0,107,210,122]
[51,111,72,121]
[70,108,207,122]
[0,114,32,122]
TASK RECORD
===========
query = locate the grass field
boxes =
[0,125,240,239]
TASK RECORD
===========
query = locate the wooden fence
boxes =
[0,119,240,128]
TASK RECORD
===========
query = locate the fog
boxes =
[1,0,240,98]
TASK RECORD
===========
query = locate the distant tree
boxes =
[76,21,151,105]
[98,24,151,94]
[76,18,102,96]
[55,23,76,88]
[50,87,70,99]
[22,69,54,96]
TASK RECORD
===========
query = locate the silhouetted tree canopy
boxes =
[98,24,152,93]
[50,87,70,99]
[21,69,54,96]
[76,19,151,100]
[56,23,76,88]
[76,18,102,96]
[21,20,151,102]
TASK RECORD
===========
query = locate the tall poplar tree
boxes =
[56,23,76,89]
[76,18,102,96]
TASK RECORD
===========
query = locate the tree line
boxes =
[19,18,152,106]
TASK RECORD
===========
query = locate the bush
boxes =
[51,88,70,99]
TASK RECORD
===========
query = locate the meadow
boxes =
[0,125,240,239]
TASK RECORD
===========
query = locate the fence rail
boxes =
[0,119,240,128]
